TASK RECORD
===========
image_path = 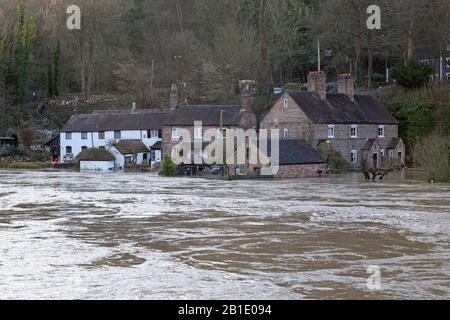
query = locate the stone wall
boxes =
[275,163,326,179]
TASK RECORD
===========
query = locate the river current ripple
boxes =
[0,170,449,299]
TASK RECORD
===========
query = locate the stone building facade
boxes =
[260,72,405,168]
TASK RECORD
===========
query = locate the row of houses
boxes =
[58,71,405,178]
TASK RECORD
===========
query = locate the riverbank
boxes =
[0,161,76,171]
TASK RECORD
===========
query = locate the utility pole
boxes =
[150,59,154,96]
[317,40,321,71]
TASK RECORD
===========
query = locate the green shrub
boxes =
[388,99,437,151]
[372,73,385,84]
[413,131,450,182]
[159,154,177,177]
[392,59,433,88]
[283,82,304,90]
[317,142,348,174]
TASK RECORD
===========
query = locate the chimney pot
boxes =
[239,84,257,129]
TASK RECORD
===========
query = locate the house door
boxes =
[372,153,378,168]
[398,151,402,164]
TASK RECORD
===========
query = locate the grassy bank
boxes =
[0,161,78,171]
[0,161,51,169]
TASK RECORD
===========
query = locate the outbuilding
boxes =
[109,139,151,169]
[76,148,116,172]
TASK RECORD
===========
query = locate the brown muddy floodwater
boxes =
[0,170,449,299]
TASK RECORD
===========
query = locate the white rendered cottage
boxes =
[60,109,171,167]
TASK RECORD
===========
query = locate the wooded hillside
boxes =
[0,0,449,128]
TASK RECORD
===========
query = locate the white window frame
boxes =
[172,128,180,139]
[283,128,289,138]
[98,131,105,140]
[81,132,88,140]
[328,125,335,139]
[147,130,159,138]
[351,125,358,138]
[194,127,203,139]
[378,125,385,138]
[114,131,121,139]
[350,150,358,164]
[283,98,289,109]
[65,132,72,140]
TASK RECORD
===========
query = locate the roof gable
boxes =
[261,93,311,126]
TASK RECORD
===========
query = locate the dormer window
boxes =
[378,125,385,138]
[283,98,289,109]
[328,125,335,138]
[351,125,358,138]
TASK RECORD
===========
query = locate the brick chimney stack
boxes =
[337,73,355,101]
[308,71,327,100]
[170,83,178,110]
[239,84,257,129]
[240,84,252,113]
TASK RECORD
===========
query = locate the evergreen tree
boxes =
[393,59,433,89]
[159,154,177,177]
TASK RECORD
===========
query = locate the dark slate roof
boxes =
[287,91,398,125]
[76,148,115,161]
[362,139,376,151]
[61,110,172,132]
[114,140,149,155]
[164,105,242,126]
[265,139,325,165]
[386,138,400,149]
[150,141,162,150]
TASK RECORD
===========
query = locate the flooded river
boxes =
[0,170,449,299]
